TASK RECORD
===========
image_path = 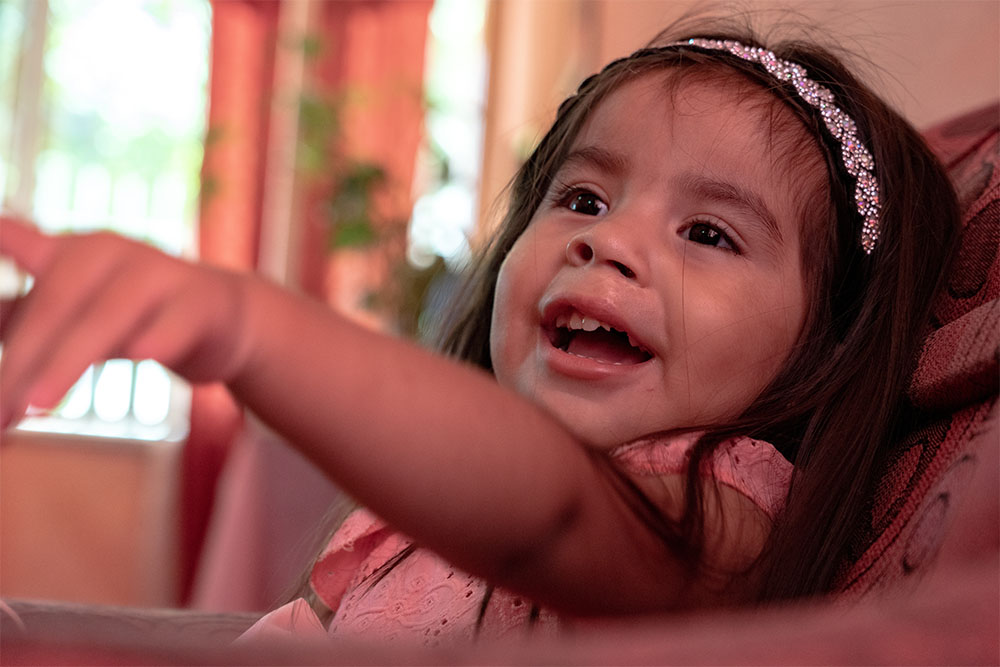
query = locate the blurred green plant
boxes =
[326,161,384,249]
[296,86,386,251]
[295,35,445,337]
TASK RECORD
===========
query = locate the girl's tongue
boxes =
[564,329,651,365]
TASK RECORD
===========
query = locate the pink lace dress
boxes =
[239,434,792,646]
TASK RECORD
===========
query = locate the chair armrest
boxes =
[2,597,258,647]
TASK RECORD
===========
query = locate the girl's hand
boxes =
[0,217,252,429]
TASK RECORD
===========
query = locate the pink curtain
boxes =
[183,0,432,608]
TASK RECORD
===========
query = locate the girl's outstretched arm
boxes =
[0,219,765,615]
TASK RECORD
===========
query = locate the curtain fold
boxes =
[182,0,432,607]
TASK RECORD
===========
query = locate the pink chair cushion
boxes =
[838,104,999,595]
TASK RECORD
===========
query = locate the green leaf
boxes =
[331,219,377,248]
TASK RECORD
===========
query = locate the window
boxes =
[1,0,211,440]
[409,0,488,269]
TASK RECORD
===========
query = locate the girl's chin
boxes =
[496,358,669,448]
[528,393,653,450]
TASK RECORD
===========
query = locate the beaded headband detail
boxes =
[668,38,881,254]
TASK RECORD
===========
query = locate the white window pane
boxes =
[111,172,151,238]
[133,360,171,426]
[409,0,486,267]
[149,172,189,253]
[33,150,75,228]
[57,364,94,419]
[93,359,133,422]
[71,162,112,227]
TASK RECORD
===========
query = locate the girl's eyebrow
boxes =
[676,172,784,246]
[561,145,630,177]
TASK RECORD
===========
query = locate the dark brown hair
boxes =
[433,20,960,603]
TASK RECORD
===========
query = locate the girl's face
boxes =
[490,72,823,448]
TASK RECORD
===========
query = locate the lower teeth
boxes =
[568,351,626,366]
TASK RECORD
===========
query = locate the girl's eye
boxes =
[685,221,737,252]
[565,190,608,216]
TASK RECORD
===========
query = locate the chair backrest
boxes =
[838,104,1000,596]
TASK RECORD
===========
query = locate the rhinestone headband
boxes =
[668,38,881,254]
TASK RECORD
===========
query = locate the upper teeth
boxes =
[553,310,647,352]
[555,311,612,333]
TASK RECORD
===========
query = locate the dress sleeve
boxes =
[612,434,793,520]
[235,598,327,643]
[236,509,393,644]
[309,508,396,611]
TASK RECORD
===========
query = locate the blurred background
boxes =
[1,0,997,612]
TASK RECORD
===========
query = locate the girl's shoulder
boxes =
[611,433,793,520]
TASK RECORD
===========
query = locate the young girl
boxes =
[0,20,958,646]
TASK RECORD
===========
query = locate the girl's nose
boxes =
[565,230,642,281]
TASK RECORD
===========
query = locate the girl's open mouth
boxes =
[546,311,653,366]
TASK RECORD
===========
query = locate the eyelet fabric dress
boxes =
[239,433,792,646]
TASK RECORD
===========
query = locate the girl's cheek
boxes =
[489,262,516,375]
[490,244,542,384]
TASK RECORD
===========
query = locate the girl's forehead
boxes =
[571,70,827,223]
[581,70,810,152]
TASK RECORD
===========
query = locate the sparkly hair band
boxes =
[668,38,881,254]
